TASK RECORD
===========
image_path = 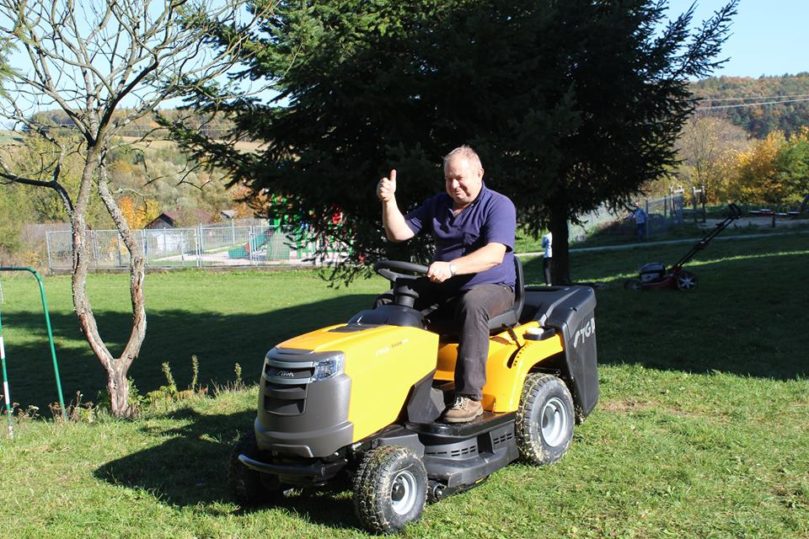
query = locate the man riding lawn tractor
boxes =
[376,146,518,423]
[228,146,599,533]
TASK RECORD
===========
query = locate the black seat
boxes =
[487,256,525,332]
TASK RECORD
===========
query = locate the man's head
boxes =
[443,146,484,210]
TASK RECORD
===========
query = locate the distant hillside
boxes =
[690,73,809,138]
[27,108,235,139]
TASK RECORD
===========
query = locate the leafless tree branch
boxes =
[0,0,274,417]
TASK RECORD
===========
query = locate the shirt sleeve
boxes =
[404,195,437,235]
[482,195,516,251]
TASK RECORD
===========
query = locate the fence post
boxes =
[141,230,148,268]
[45,231,53,273]
[644,199,650,240]
[196,226,202,268]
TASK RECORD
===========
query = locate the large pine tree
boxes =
[171,0,737,283]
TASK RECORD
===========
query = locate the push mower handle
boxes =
[728,203,742,219]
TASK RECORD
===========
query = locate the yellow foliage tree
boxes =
[676,116,750,203]
[729,131,786,207]
[117,195,161,229]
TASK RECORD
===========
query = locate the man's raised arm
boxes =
[377,169,415,242]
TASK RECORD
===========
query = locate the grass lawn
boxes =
[1,232,807,537]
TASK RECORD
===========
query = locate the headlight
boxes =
[313,354,344,381]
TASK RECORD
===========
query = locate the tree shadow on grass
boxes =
[6,244,808,413]
[0,293,377,411]
[94,405,359,530]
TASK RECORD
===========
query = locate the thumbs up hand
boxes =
[377,169,397,203]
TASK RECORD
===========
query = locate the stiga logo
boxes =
[573,318,595,348]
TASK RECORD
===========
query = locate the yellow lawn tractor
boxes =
[229,259,599,533]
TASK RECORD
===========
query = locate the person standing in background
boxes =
[632,205,647,241]
[542,231,552,285]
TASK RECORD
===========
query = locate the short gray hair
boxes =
[443,145,483,172]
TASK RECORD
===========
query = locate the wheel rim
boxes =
[390,469,417,515]
[541,397,569,447]
[678,273,696,289]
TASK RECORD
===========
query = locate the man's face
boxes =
[444,155,483,209]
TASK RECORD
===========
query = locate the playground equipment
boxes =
[0,267,67,437]
[624,204,742,292]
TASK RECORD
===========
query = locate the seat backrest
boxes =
[487,256,525,332]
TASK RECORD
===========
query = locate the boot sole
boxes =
[442,408,484,423]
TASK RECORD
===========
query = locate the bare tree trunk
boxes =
[549,197,571,285]
[107,365,132,418]
[98,162,147,416]
[70,148,130,416]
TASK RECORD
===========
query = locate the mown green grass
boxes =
[1,233,808,537]
[0,269,385,409]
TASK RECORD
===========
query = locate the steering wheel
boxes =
[374,259,429,284]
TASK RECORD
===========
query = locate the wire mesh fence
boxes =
[44,222,345,272]
[568,192,686,243]
[42,193,687,271]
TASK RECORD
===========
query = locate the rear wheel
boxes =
[227,430,282,507]
[676,271,698,291]
[516,374,575,465]
[624,279,642,291]
[353,445,427,534]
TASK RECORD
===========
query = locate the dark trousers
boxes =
[408,280,514,401]
[543,257,552,285]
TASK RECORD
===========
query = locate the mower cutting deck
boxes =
[624,203,741,291]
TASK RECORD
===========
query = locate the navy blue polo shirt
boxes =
[405,183,516,289]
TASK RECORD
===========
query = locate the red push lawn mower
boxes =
[624,204,741,292]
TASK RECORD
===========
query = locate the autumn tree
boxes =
[676,116,750,203]
[773,127,809,206]
[731,131,785,225]
[728,128,809,223]
[0,0,265,417]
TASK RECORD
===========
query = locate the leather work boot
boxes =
[443,396,483,423]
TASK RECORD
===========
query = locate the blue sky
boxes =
[667,0,809,77]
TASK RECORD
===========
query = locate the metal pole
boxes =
[45,231,53,273]
[0,307,14,438]
[0,267,67,420]
[196,226,202,267]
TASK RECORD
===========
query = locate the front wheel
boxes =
[227,430,282,507]
[353,445,428,534]
[676,270,698,291]
[516,374,575,465]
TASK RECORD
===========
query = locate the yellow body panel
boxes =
[278,324,438,443]
[435,321,565,412]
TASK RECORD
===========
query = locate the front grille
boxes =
[264,360,315,384]
[260,347,338,417]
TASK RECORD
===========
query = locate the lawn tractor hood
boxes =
[255,323,438,458]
